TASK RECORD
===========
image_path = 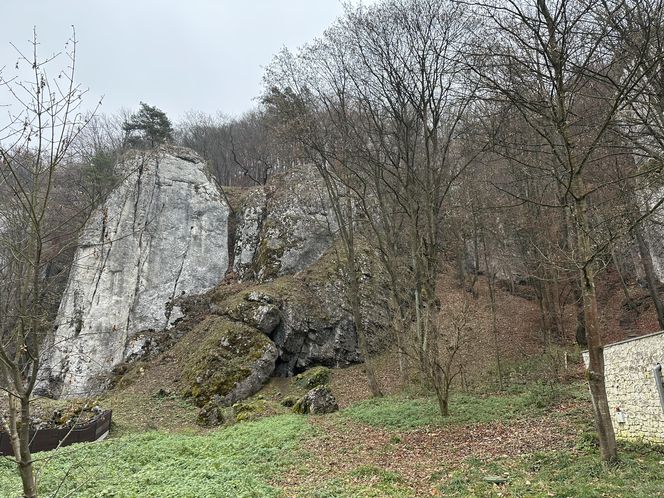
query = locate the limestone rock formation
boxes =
[180,316,278,408]
[213,243,390,376]
[41,147,229,397]
[40,147,390,405]
[232,165,337,282]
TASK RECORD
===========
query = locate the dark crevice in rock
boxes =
[225,204,239,279]
[166,229,192,325]
[131,155,146,231]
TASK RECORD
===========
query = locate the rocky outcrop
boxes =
[172,242,389,425]
[41,148,389,404]
[232,165,337,282]
[213,243,390,376]
[41,147,229,397]
[180,317,278,408]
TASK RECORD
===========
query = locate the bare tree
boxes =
[467,0,664,461]
[265,0,480,407]
[426,299,474,416]
[177,109,294,187]
[0,29,94,496]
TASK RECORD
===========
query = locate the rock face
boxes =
[213,243,390,376]
[42,147,229,397]
[232,165,337,282]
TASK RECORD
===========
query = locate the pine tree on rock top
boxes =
[122,102,174,147]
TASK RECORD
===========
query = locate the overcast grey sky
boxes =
[0,1,359,121]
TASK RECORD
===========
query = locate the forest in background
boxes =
[4,0,664,495]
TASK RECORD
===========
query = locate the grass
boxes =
[438,442,664,497]
[2,382,662,497]
[0,414,309,498]
[342,382,583,430]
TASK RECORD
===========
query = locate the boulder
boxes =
[293,386,339,415]
[180,317,278,408]
[197,402,228,427]
[41,147,229,397]
[294,366,331,389]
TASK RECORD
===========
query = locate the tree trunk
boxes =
[7,393,37,498]
[574,190,617,462]
[482,235,504,390]
[346,229,382,398]
[436,387,450,417]
[634,225,664,330]
[19,395,37,498]
[583,280,618,462]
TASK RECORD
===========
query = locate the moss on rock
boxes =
[292,385,339,415]
[295,366,331,389]
[180,316,276,408]
[233,399,268,422]
[211,289,282,335]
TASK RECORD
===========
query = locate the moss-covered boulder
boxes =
[197,402,228,427]
[293,385,339,415]
[211,290,281,335]
[233,399,268,422]
[295,366,331,389]
[181,317,278,408]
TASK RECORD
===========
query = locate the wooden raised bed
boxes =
[0,410,112,456]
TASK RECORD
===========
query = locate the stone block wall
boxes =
[583,331,664,443]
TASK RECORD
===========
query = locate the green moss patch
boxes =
[295,366,331,389]
[234,399,268,422]
[179,317,273,407]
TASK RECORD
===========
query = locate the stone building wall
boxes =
[583,331,664,443]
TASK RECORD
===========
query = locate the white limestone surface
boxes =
[43,147,229,397]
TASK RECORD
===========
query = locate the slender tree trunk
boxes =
[7,393,37,498]
[19,394,37,498]
[345,201,382,398]
[574,189,617,462]
[611,249,637,312]
[634,225,664,330]
[435,382,450,417]
[482,235,504,390]
[394,314,409,385]
[386,270,410,385]
[536,281,551,344]
[348,262,382,397]
[488,275,504,391]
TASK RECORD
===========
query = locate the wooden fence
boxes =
[0,410,112,456]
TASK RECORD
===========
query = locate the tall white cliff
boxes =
[42,147,229,396]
